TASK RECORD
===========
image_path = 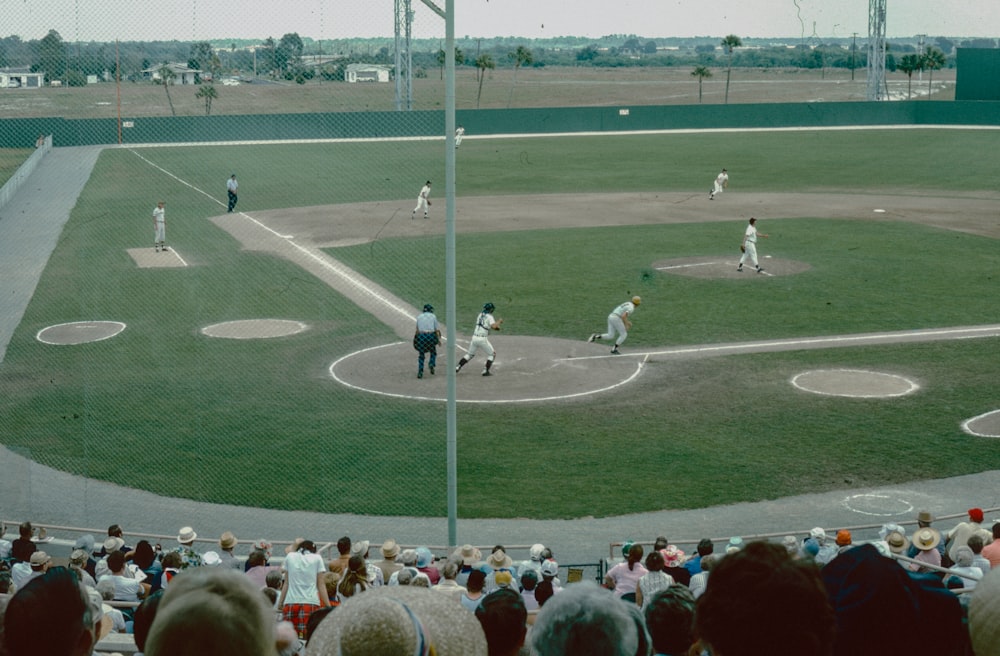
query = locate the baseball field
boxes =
[1,126,998,520]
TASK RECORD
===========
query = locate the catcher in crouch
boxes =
[456,302,503,377]
[738,217,769,273]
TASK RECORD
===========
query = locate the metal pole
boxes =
[444,0,457,549]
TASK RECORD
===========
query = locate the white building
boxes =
[344,63,392,83]
[0,68,45,89]
[142,63,202,85]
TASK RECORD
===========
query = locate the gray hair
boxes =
[96,578,116,601]
[530,581,650,656]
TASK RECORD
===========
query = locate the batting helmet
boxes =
[483,302,495,313]
[423,304,433,312]
[632,296,642,306]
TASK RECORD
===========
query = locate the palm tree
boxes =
[897,54,920,100]
[195,84,218,115]
[721,34,742,104]
[157,64,176,116]
[475,53,495,109]
[436,46,464,80]
[691,65,713,103]
[507,45,533,108]
[921,46,946,99]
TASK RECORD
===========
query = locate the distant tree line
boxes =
[1,30,992,86]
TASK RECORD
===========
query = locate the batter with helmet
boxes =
[589,296,641,354]
[413,303,441,379]
[455,302,503,376]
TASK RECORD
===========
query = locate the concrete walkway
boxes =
[1,146,997,568]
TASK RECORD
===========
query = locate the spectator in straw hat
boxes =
[909,527,943,573]
[661,544,691,587]
[12,551,51,590]
[310,585,488,656]
[485,546,516,594]
[455,544,481,587]
[172,526,203,569]
[375,538,403,581]
[351,539,383,588]
[907,510,945,561]
[218,531,241,570]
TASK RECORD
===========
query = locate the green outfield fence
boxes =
[2,100,1000,148]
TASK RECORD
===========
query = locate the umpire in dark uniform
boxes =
[414,304,441,379]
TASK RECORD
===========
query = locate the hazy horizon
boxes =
[2,0,998,44]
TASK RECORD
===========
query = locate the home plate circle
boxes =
[201,319,308,339]
[791,369,919,398]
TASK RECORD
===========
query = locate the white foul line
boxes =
[129,150,417,325]
[560,325,1000,361]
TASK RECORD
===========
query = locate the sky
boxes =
[5,0,999,43]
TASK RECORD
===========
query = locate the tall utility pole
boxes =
[851,32,858,81]
[867,0,887,101]
[393,0,414,110]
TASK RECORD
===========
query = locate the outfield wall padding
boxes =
[1,101,999,148]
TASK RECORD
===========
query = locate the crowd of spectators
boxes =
[0,508,997,655]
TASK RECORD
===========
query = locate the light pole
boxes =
[851,32,857,81]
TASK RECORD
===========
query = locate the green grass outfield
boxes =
[1,128,998,519]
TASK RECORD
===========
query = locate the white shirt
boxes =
[153,206,165,223]
[473,312,497,338]
[227,177,238,192]
[415,311,439,333]
[282,550,326,606]
[419,184,431,200]
[744,223,758,244]
[716,171,729,185]
[611,301,635,318]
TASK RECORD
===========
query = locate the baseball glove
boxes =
[740,245,746,253]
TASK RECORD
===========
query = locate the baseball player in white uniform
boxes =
[456,302,503,376]
[152,200,167,252]
[455,126,465,148]
[412,181,432,219]
[589,296,641,354]
[710,168,728,200]
[738,217,769,273]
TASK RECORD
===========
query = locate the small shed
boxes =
[345,63,391,83]
[0,68,45,89]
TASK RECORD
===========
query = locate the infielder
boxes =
[456,302,503,376]
[226,173,239,213]
[738,217,769,273]
[709,168,728,200]
[412,181,432,219]
[152,200,167,252]
[589,296,641,355]
[413,303,441,379]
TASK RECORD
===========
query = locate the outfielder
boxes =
[709,168,728,200]
[738,217,769,273]
[589,296,641,354]
[152,200,167,252]
[413,304,441,379]
[412,181,432,219]
[456,302,503,376]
